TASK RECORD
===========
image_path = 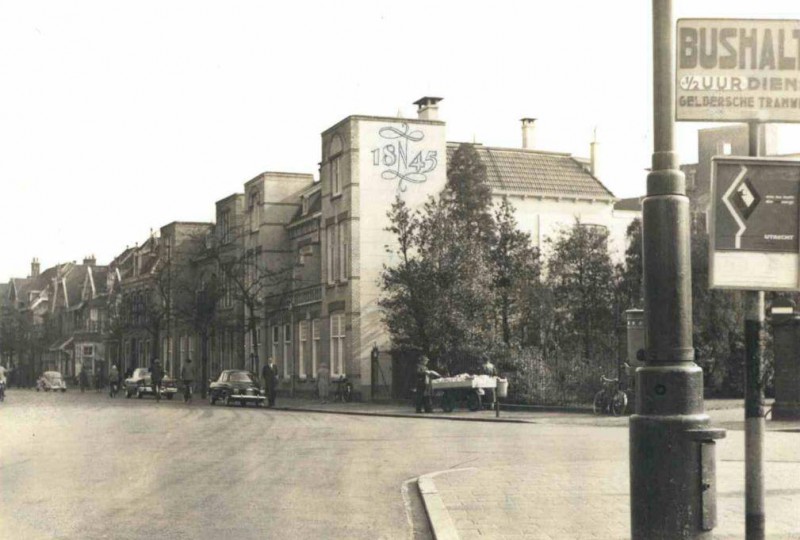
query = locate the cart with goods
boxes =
[431,374,507,412]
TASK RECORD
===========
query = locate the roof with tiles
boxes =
[446,143,615,201]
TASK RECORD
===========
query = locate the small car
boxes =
[209,370,266,407]
[36,371,68,392]
[123,367,178,400]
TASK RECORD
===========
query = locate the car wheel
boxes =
[137,387,143,399]
[240,399,246,407]
[126,388,132,399]
[61,389,66,393]
[209,392,217,405]
[223,393,232,407]
[167,393,174,400]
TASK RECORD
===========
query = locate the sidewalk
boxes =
[274,395,796,432]
[273,397,800,539]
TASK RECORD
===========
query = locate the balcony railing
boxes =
[292,285,323,306]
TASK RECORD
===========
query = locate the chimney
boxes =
[83,255,96,266]
[414,96,443,120]
[521,118,537,149]
[31,257,40,278]
[590,127,601,179]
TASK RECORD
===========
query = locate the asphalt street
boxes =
[1,389,798,540]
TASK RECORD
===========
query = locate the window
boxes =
[283,323,292,378]
[327,225,337,284]
[219,210,231,244]
[249,192,261,232]
[272,326,279,367]
[311,319,320,377]
[330,314,345,377]
[331,156,342,196]
[298,320,308,378]
[723,142,732,155]
[338,221,347,281]
[83,345,93,356]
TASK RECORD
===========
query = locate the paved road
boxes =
[2,389,798,539]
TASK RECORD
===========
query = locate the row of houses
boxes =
[2,96,645,399]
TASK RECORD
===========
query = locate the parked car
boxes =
[209,370,266,407]
[123,367,178,399]
[36,371,68,392]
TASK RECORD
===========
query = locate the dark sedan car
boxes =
[209,370,266,407]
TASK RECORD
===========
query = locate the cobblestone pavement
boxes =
[429,427,800,540]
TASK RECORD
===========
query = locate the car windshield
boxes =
[229,372,254,383]
[134,368,149,378]
[44,372,62,380]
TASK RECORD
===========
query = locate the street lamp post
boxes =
[630,2,725,538]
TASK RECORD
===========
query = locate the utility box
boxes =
[770,298,800,420]
[626,309,646,379]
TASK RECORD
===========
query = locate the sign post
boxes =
[686,16,800,539]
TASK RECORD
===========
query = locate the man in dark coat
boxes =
[150,358,164,402]
[415,356,440,413]
[261,358,278,407]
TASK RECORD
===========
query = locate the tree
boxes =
[490,197,541,347]
[546,219,617,360]
[617,217,644,311]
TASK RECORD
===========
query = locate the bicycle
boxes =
[593,375,628,416]
[332,377,353,403]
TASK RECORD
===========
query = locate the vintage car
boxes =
[36,371,68,392]
[123,367,178,399]
[209,370,266,407]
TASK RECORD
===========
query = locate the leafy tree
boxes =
[446,143,495,242]
[617,217,644,311]
[491,197,541,347]
[546,219,617,360]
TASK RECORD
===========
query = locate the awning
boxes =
[48,336,74,352]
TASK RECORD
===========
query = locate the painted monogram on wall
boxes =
[371,123,438,192]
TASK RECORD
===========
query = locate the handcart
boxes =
[431,375,500,412]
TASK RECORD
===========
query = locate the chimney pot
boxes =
[31,258,41,278]
[521,118,537,150]
[590,127,601,179]
[414,96,443,121]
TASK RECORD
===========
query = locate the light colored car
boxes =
[123,367,178,399]
[37,371,67,392]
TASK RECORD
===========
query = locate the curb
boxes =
[272,405,536,424]
[417,469,476,540]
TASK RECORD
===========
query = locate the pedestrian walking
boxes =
[261,358,278,407]
[415,356,441,413]
[79,366,89,393]
[150,358,164,402]
[317,362,330,403]
[180,358,194,403]
[109,364,120,397]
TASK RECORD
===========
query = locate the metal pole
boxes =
[745,121,766,540]
[630,2,724,538]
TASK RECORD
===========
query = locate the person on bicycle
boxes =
[109,364,120,397]
[180,358,195,403]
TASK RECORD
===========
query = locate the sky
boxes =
[2,0,800,281]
